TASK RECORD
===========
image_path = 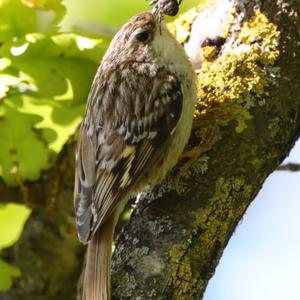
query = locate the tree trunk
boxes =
[1,0,300,299]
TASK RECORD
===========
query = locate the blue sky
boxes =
[204,140,300,300]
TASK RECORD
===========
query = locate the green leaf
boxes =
[0,0,66,42]
[0,32,105,184]
[18,94,85,153]
[0,203,31,291]
[0,203,31,249]
[62,0,149,30]
[51,33,110,63]
[20,0,66,15]
[0,33,104,104]
[0,0,37,41]
[0,73,21,99]
[0,103,50,184]
[61,0,200,32]
[0,259,21,291]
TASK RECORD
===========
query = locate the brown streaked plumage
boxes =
[74,11,196,300]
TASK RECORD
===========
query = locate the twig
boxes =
[276,163,300,172]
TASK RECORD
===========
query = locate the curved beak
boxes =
[152,10,163,34]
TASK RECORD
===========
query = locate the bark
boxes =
[0,0,300,299]
[111,0,300,299]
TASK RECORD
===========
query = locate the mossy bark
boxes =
[111,0,300,299]
[0,0,299,299]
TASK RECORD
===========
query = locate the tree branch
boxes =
[277,163,300,171]
[111,0,300,299]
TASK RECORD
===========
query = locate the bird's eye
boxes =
[135,31,150,43]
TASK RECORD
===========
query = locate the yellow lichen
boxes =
[168,8,280,188]
[169,177,252,298]
[239,11,280,65]
[195,10,280,133]
[201,46,219,62]
[198,52,267,103]
[193,177,252,246]
[168,5,201,43]
[169,243,196,298]
[167,9,280,298]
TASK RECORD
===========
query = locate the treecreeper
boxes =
[74,10,196,300]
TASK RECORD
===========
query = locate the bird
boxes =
[74,10,196,300]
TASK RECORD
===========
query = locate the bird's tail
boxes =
[82,216,115,300]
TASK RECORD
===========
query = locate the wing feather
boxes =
[74,68,183,243]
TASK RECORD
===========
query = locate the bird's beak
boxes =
[153,11,163,35]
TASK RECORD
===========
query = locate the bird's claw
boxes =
[175,125,219,193]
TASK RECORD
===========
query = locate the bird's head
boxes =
[101,11,184,70]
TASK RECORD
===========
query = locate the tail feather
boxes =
[83,216,115,300]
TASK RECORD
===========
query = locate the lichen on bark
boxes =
[196,10,280,132]
[111,0,300,299]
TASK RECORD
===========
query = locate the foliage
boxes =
[0,203,31,291]
[0,0,64,42]
[0,0,107,292]
[0,0,109,185]
[61,0,199,31]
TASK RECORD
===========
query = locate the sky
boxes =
[204,140,300,300]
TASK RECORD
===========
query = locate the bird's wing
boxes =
[74,69,183,243]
